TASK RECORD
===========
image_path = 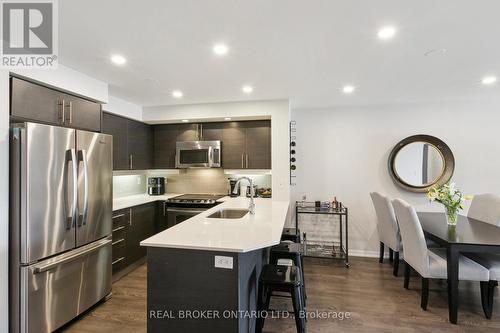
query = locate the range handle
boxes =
[167,207,207,214]
[33,238,112,274]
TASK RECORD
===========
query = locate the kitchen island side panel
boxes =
[237,248,267,333]
[147,247,266,333]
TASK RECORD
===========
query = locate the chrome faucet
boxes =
[233,176,256,214]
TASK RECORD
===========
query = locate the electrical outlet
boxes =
[214,256,233,269]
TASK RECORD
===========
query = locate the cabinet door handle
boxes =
[129,154,133,170]
[129,208,132,226]
[66,101,73,124]
[112,257,125,265]
[163,201,167,216]
[112,226,125,233]
[246,154,249,168]
[58,99,65,124]
[241,154,244,168]
[112,238,125,246]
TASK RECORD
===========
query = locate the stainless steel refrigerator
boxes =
[10,122,113,333]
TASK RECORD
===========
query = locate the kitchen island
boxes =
[141,197,290,333]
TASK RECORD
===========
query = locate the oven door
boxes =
[166,207,207,227]
[175,141,221,168]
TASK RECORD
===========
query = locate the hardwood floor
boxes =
[62,257,500,332]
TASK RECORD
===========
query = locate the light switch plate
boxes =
[214,255,233,269]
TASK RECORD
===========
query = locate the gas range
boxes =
[167,194,225,206]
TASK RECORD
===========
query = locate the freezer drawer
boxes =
[20,238,112,333]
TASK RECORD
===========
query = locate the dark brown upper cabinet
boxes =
[102,112,129,170]
[152,120,271,170]
[127,120,153,170]
[222,120,271,169]
[200,122,223,141]
[10,76,102,132]
[102,112,153,170]
[176,123,198,141]
[221,122,247,169]
[245,120,271,169]
[153,124,177,169]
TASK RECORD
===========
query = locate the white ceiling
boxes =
[59,0,500,108]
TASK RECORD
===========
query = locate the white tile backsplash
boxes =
[113,169,272,198]
[113,174,147,198]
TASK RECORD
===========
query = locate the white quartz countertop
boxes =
[140,197,290,253]
[113,193,182,211]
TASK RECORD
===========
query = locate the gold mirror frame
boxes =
[388,135,455,192]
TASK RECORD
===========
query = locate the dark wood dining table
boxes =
[418,212,500,324]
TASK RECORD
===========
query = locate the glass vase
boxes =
[445,207,458,226]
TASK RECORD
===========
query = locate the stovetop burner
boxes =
[167,194,225,205]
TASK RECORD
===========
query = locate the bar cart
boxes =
[295,201,349,267]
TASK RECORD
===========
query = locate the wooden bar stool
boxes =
[281,227,301,243]
[256,264,306,333]
[270,242,307,305]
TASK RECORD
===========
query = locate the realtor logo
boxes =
[1,0,58,68]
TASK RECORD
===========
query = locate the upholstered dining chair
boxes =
[370,192,401,276]
[391,198,491,315]
[465,193,500,318]
[468,193,500,226]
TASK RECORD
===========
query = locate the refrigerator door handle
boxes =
[78,149,89,226]
[33,238,112,274]
[69,149,78,229]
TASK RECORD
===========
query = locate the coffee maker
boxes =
[148,177,165,195]
[228,178,240,197]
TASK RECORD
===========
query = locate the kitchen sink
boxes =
[207,209,249,219]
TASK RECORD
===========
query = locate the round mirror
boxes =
[388,135,454,192]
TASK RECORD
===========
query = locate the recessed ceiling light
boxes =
[224,117,232,120]
[342,85,355,94]
[377,26,396,40]
[110,54,126,65]
[182,119,189,123]
[172,90,183,98]
[424,48,447,57]
[213,43,229,56]
[481,76,497,85]
[242,85,253,94]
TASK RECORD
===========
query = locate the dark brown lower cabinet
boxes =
[156,201,170,232]
[112,209,130,275]
[112,202,157,276]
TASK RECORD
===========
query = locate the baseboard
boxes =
[348,249,404,259]
[348,250,381,258]
[112,257,146,283]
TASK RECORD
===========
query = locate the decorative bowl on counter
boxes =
[258,188,272,198]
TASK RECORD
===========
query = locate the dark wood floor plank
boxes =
[62,257,500,333]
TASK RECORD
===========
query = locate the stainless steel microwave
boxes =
[175,140,221,168]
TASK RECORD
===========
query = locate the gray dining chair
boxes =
[370,192,401,276]
[468,193,500,226]
[466,193,500,318]
[391,198,491,315]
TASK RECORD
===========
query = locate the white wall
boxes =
[103,95,143,121]
[291,100,500,257]
[143,99,291,202]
